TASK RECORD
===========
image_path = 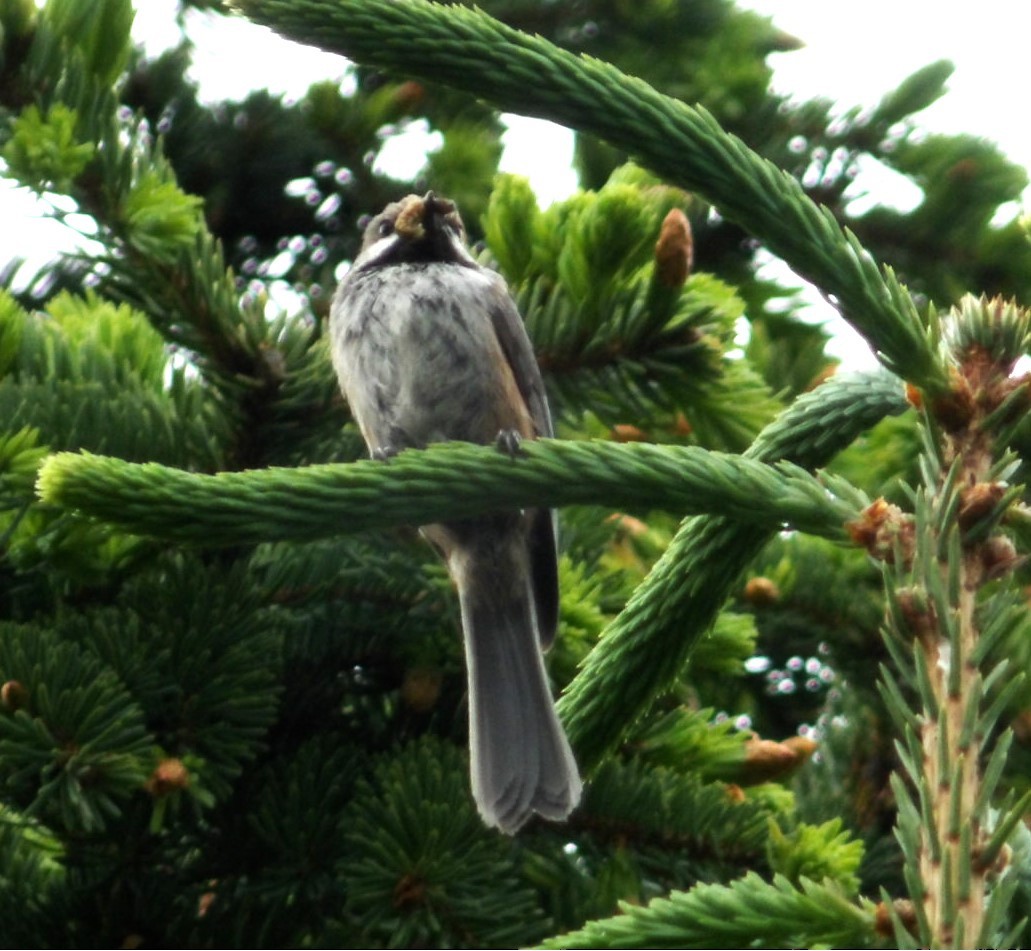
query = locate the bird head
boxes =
[353,191,476,271]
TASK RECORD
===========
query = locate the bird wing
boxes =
[486,276,552,440]
[487,276,560,649]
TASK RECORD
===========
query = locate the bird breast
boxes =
[331,263,533,451]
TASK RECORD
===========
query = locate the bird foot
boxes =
[371,445,399,462]
[495,429,524,458]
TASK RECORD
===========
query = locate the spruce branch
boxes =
[536,872,877,950]
[876,296,1031,948]
[3,4,310,467]
[0,623,155,835]
[342,738,548,948]
[580,759,771,863]
[36,439,861,545]
[560,372,909,769]
[231,0,946,392]
[481,174,780,447]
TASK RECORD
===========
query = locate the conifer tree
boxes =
[2,0,1030,947]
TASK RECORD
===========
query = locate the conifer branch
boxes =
[875,296,1031,948]
[36,439,862,545]
[231,0,946,392]
[560,372,909,769]
[580,759,772,862]
[1,3,307,467]
[537,873,876,950]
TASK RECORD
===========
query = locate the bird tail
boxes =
[451,538,581,834]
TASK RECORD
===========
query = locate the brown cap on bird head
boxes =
[395,191,462,241]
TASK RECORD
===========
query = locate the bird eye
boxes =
[378,219,395,237]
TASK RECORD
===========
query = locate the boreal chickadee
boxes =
[329,192,581,833]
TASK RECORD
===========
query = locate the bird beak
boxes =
[421,191,457,238]
[423,191,455,217]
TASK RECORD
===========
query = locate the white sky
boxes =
[5,0,1030,369]
[738,1,1031,366]
[743,0,1031,166]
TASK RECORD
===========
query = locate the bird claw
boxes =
[371,445,399,462]
[495,429,524,458]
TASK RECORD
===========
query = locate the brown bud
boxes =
[400,668,443,713]
[996,376,1030,421]
[974,841,1012,879]
[200,882,220,920]
[874,899,916,938]
[847,498,891,548]
[743,576,780,607]
[780,735,818,761]
[393,872,427,910]
[740,735,815,783]
[724,783,746,804]
[1,680,28,712]
[653,208,693,288]
[671,412,693,437]
[958,482,1007,532]
[1014,708,1031,742]
[930,371,976,433]
[904,382,923,410]
[896,587,937,646]
[392,80,425,111]
[606,512,649,537]
[611,423,649,442]
[981,535,1021,580]
[847,498,915,565]
[809,364,838,389]
[144,758,190,797]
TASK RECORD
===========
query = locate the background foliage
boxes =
[1,0,1030,946]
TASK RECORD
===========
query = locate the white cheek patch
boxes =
[445,234,479,267]
[358,234,405,268]
[351,228,478,271]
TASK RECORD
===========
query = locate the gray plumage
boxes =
[329,193,581,832]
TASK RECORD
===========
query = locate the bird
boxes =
[329,191,581,833]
